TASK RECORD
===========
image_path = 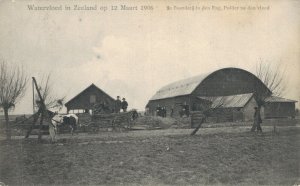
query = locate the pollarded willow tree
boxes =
[255,60,287,133]
[255,60,287,97]
[0,60,28,140]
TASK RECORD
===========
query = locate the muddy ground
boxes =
[0,126,299,186]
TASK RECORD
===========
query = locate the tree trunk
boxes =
[38,111,44,142]
[4,108,11,140]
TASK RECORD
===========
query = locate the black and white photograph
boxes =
[0,0,299,185]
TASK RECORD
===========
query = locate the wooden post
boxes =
[25,77,47,141]
[25,108,41,138]
[32,77,45,107]
[190,117,205,136]
[38,110,44,140]
[190,111,206,136]
[32,79,35,114]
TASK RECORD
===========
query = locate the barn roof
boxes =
[150,74,209,100]
[264,96,297,103]
[65,84,115,106]
[199,93,254,108]
[149,67,272,101]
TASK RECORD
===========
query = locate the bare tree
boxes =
[33,74,65,141]
[255,60,287,134]
[0,60,28,140]
[256,59,287,96]
[34,74,65,111]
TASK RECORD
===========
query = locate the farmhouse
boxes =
[146,67,296,121]
[65,84,115,114]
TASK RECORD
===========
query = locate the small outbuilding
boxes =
[199,93,258,122]
[65,84,115,114]
[263,96,297,118]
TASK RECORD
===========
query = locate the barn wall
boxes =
[242,97,258,121]
[147,68,272,120]
[193,68,271,98]
[232,109,243,122]
[147,96,192,117]
[190,97,211,111]
[66,87,115,111]
[264,102,296,118]
[207,108,235,122]
[148,95,258,123]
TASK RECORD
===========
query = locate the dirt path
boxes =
[2,125,299,141]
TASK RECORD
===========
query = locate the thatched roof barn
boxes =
[65,84,115,114]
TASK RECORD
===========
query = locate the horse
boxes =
[50,113,79,142]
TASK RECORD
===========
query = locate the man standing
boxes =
[156,105,161,117]
[121,98,128,112]
[251,106,262,132]
[115,96,122,113]
[170,107,174,117]
[162,107,167,117]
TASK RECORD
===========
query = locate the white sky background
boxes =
[0,0,299,114]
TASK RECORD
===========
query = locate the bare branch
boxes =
[0,60,28,110]
[255,60,286,97]
[34,73,65,111]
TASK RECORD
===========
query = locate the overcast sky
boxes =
[0,0,299,114]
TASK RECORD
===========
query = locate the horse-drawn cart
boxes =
[88,110,138,132]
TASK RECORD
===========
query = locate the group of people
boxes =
[92,101,111,114]
[92,96,129,114]
[156,106,167,117]
[156,104,190,118]
[114,96,128,113]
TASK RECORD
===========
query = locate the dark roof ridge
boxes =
[65,84,115,106]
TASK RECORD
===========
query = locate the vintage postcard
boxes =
[0,0,299,185]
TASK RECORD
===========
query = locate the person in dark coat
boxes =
[121,98,128,112]
[115,96,122,113]
[102,101,111,113]
[180,103,190,117]
[156,105,162,117]
[170,108,174,117]
[161,107,166,117]
[184,104,190,117]
[251,107,262,132]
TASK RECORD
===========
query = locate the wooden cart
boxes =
[89,110,138,132]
